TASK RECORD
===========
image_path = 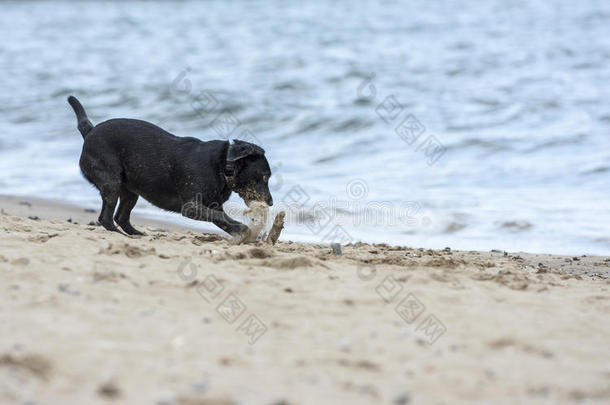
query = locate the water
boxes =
[1,0,609,255]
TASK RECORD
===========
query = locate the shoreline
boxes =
[0,194,203,233]
[1,193,608,279]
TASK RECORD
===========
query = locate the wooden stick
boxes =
[265,211,285,245]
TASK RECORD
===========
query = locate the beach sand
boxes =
[1,195,609,404]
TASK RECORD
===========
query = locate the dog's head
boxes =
[226,140,273,207]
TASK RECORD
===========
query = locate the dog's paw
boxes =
[229,226,252,245]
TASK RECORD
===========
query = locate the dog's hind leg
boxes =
[98,183,121,233]
[80,151,123,234]
[114,188,144,235]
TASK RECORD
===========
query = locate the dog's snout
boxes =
[267,196,274,206]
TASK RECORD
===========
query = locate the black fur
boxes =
[67,96,273,236]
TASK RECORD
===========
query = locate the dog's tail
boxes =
[67,96,94,138]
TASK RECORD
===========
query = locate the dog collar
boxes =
[224,142,236,189]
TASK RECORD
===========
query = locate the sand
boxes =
[1,195,610,405]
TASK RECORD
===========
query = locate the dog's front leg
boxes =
[212,213,249,236]
[181,201,248,236]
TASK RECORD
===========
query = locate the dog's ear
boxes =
[227,140,265,162]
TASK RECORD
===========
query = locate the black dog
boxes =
[67,96,273,236]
